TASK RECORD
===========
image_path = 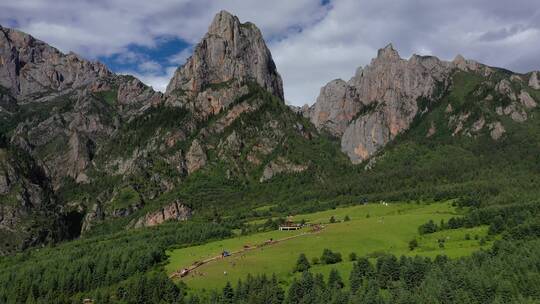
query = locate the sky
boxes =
[1,0,539,106]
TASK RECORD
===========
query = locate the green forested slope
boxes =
[1,70,540,303]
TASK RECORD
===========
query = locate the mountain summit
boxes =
[0,11,303,253]
[307,44,539,163]
[166,11,283,100]
[1,9,539,263]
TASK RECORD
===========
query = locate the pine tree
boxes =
[328,269,344,289]
[350,257,375,293]
[294,253,311,272]
[222,282,234,304]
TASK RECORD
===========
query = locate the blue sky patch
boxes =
[98,35,191,75]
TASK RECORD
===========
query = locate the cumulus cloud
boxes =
[1,0,539,105]
[271,0,540,105]
[168,48,193,65]
[119,66,178,93]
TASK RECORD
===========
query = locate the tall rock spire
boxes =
[166,10,284,100]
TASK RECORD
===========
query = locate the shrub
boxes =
[321,249,342,265]
[438,239,445,248]
[409,239,418,251]
[418,220,438,234]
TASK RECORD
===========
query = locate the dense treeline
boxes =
[0,221,230,303]
[418,201,540,236]
[201,239,540,304]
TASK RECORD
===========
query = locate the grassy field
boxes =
[165,201,492,292]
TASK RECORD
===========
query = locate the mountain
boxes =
[166,10,283,101]
[0,11,332,253]
[1,9,540,304]
[308,44,539,163]
[1,10,540,254]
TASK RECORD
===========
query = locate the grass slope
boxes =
[166,201,491,292]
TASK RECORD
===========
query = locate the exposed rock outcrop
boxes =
[452,54,493,76]
[496,79,517,101]
[186,139,207,174]
[488,122,505,140]
[0,25,111,99]
[309,44,539,164]
[133,200,191,228]
[81,203,104,233]
[519,90,537,108]
[166,10,283,105]
[529,71,540,90]
[116,76,163,116]
[65,132,93,183]
[260,157,308,182]
[313,44,451,163]
[310,79,362,137]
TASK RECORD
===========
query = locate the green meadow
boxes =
[165,201,491,292]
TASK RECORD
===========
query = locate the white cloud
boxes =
[271,0,540,105]
[168,48,193,65]
[138,60,162,73]
[1,0,539,106]
[120,66,178,93]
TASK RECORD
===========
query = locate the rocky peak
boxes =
[310,44,452,163]
[165,10,283,100]
[452,54,466,67]
[0,25,112,99]
[376,43,400,61]
[309,79,362,137]
[452,54,492,76]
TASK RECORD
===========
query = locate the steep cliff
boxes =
[166,10,283,119]
[310,44,538,164]
[0,11,312,252]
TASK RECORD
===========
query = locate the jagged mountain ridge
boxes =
[0,11,321,253]
[307,44,540,163]
[0,9,539,255]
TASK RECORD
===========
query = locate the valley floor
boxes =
[166,201,491,292]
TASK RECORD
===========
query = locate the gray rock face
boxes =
[310,79,362,137]
[0,25,111,100]
[519,90,537,109]
[341,110,394,162]
[81,203,104,233]
[166,11,283,101]
[133,200,191,228]
[311,44,540,164]
[488,122,505,140]
[312,44,451,163]
[116,76,163,116]
[451,54,492,75]
[490,83,536,124]
[260,157,308,182]
[496,79,517,101]
[529,71,540,90]
[186,139,207,174]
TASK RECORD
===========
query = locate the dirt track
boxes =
[169,225,324,279]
